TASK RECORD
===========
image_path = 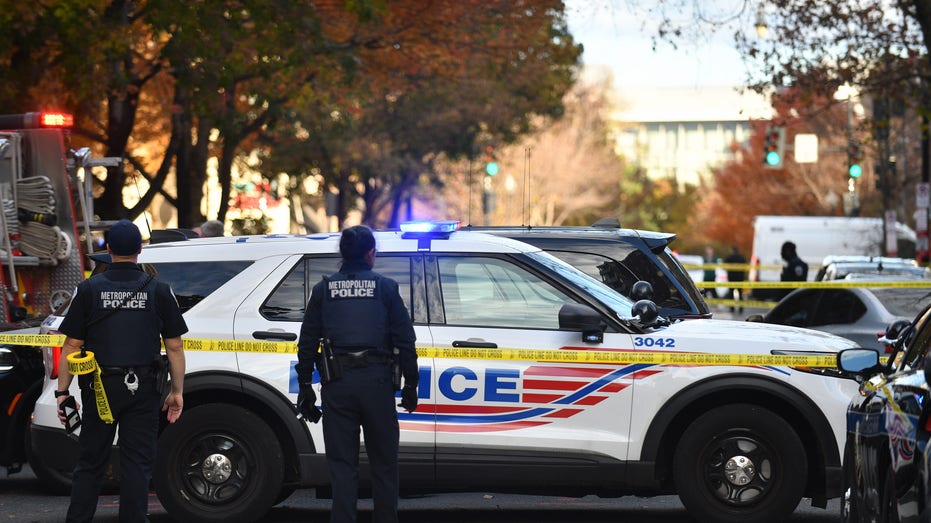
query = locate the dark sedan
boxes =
[839,302,931,522]
[0,332,43,475]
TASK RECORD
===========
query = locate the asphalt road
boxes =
[0,464,843,523]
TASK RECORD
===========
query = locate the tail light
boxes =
[43,344,61,379]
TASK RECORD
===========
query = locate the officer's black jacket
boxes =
[59,262,188,366]
[296,259,417,386]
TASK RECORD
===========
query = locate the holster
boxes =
[392,347,402,391]
[318,338,342,384]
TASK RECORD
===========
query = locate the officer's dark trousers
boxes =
[322,364,399,523]
[67,373,159,523]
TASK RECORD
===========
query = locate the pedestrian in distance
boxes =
[702,245,717,299]
[779,240,808,299]
[55,219,188,523]
[724,245,747,313]
[295,225,419,523]
[195,219,224,237]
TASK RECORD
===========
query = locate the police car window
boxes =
[438,256,571,329]
[147,261,252,313]
[261,256,412,322]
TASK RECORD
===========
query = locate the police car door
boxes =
[425,254,634,488]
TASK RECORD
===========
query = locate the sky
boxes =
[563,0,751,90]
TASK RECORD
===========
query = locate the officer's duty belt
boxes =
[335,350,391,368]
[98,364,158,377]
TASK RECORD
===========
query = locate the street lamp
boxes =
[755,6,768,39]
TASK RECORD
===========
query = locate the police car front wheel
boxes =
[154,403,285,523]
[672,403,807,523]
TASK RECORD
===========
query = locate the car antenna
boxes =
[467,157,473,227]
[130,170,152,236]
[522,146,532,226]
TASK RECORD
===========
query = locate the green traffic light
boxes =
[848,164,862,178]
[485,161,499,176]
[765,151,781,166]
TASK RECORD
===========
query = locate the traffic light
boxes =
[847,140,863,178]
[484,145,498,176]
[762,125,786,169]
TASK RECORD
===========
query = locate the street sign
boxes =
[917,182,929,209]
[794,134,818,163]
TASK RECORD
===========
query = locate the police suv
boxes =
[30,222,864,523]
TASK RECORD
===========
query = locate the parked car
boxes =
[814,255,930,282]
[747,287,931,353]
[466,219,711,319]
[0,328,42,475]
[838,301,931,522]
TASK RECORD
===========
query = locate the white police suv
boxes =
[30,222,864,523]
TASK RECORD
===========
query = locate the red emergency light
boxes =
[39,112,73,128]
[0,111,74,130]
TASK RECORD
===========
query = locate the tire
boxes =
[154,403,284,523]
[673,403,807,523]
[879,465,899,523]
[841,444,861,523]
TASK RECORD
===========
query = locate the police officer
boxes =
[779,240,808,299]
[55,219,188,523]
[295,225,418,523]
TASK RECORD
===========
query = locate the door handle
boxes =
[452,340,498,348]
[253,330,298,341]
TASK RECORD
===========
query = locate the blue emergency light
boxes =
[399,221,461,245]
[399,221,460,235]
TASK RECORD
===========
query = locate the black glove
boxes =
[297,385,322,423]
[398,384,418,412]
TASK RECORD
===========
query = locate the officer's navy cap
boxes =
[107,219,143,256]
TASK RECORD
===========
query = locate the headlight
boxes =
[0,346,19,372]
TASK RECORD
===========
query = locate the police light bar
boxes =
[399,221,460,234]
[0,112,74,130]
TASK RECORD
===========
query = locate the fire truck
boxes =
[0,111,119,477]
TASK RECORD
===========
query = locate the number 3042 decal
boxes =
[633,337,675,348]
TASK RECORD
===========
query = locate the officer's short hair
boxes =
[339,225,376,261]
[198,220,224,237]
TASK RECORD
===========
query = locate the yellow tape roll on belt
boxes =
[66,351,114,424]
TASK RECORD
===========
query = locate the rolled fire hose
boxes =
[66,350,114,424]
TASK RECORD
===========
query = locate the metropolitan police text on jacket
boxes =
[328,280,376,298]
[100,291,149,309]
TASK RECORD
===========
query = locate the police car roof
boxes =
[139,229,542,262]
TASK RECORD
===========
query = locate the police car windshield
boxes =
[527,251,634,318]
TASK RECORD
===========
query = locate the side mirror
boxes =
[746,314,764,323]
[837,348,881,379]
[558,303,605,344]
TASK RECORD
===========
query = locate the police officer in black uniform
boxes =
[779,240,808,299]
[295,225,418,523]
[55,219,188,522]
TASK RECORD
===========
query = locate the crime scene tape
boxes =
[66,351,114,423]
[696,280,931,289]
[0,333,837,368]
[704,298,776,309]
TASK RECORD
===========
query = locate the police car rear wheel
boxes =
[154,403,284,522]
[673,403,806,523]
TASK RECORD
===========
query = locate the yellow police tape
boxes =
[3,334,838,368]
[696,280,931,289]
[65,351,114,424]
